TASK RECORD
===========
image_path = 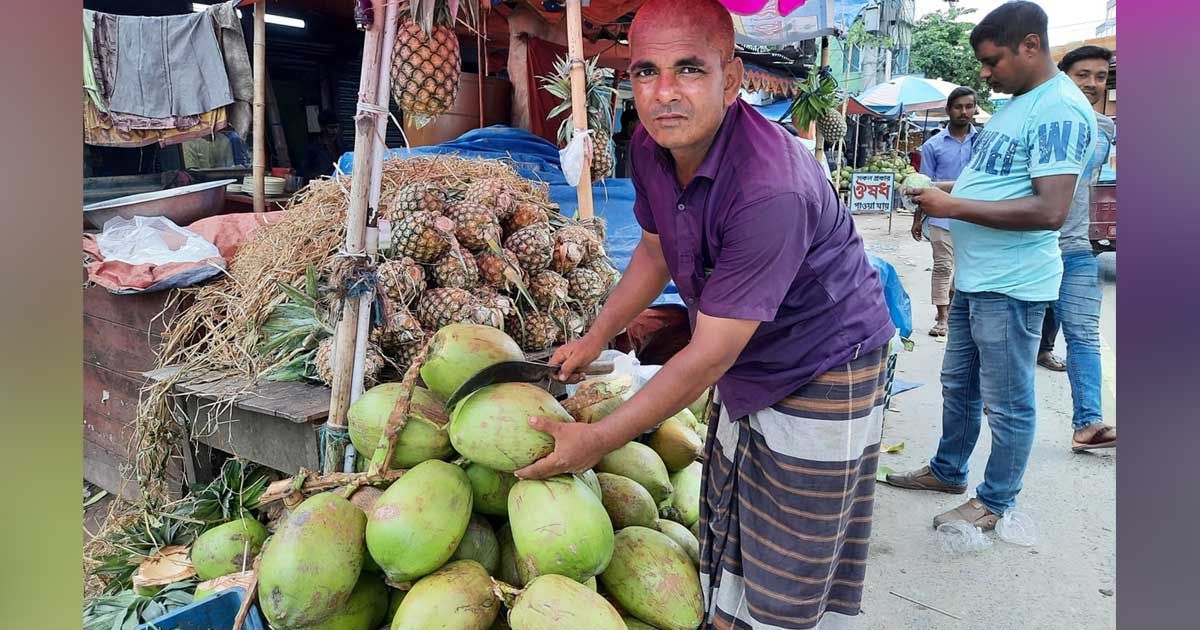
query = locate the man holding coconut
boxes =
[515,0,895,627]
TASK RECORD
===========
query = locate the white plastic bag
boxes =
[96,216,221,266]
[936,521,993,555]
[995,510,1038,547]
[559,129,594,187]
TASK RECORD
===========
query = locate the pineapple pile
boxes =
[540,55,617,182]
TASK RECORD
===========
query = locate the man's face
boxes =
[947,95,977,126]
[974,36,1038,94]
[628,25,742,155]
[1066,58,1109,106]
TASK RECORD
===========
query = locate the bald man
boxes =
[515,1,894,627]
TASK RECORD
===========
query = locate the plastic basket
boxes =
[136,587,264,630]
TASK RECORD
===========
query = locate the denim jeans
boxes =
[929,291,1048,515]
[1055,251,1105,430]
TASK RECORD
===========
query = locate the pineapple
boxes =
[506,309,559,352]
[386,182,447,218]
[503,202,549,236]
[554,224,605,263]
[464,179,516,221]
[392,339,429,370]
[377,257,426,305]
[548,304,586,344]
[550,240,585,275]
[373,299,424,352]
[575,216,607,242]
[476,248,526,293]
[475,286,515,324]
[565,267,607,305]
[392,211,456,263]
[540,55,617,182]
[415,287,491,331]
[392,0,475,128]
[444,201,502,252]
[504,224,553,273]
[529,270,570,309]
[313,336,385,387]
[584,258,620,293]
[431,249,479,289]
[817,108,848,142]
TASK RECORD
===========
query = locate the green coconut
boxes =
[648,414,702,472]
[653,519,700,567]
[596,442,674,504]
[584,576,598,591]
[421,324,524,401]
[258,492,366,629]
[452,515,501,575]
[685,389,712,424]
[509,475,614,583]
[449,383,574,472]
[507,574,625,630]
[348,383,453,469]
[190,517,268,581]
[391,560,499,630]
[496,523,531,588]
[366,459,473,584]
[309,572,389,630]
[596,473,658,529]
[599,527,703,630]
[669,462,702,527]
[466,464,519,516]
[348,486,384,574]
[623,617,661,630]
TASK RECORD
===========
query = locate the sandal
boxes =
[1038,351,1066,371]
[928,321,948,337]
[1072,424,1117,452]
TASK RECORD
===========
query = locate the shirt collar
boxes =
[941,124,978,143]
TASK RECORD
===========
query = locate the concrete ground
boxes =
[854,213,1116,629]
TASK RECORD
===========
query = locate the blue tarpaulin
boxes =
[337,125,911,335]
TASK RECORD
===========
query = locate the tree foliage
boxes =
[910,8,992,110]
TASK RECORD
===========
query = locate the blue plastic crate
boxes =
[136,586,265,630]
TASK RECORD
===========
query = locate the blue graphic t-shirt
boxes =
[950,72,1098,301]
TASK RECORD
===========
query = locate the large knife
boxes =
[444,360,615,410]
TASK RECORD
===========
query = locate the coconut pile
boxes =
[151,324,713,630]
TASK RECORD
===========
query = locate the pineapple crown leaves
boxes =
[83,579,197,629]
[408,0,478,34]
[539,55,617,143]
[784,66,841,129]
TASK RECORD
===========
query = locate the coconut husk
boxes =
[194,570,256,600]
[132,545,195,593]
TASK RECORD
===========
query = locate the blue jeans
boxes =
[929,291,1049,515]
[1053,251,1105,431]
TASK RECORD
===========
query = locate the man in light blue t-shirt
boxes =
[888,1,1098,530]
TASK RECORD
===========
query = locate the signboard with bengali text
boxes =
[849,172,895,214]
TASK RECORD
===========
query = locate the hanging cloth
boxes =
[108,12,233,118]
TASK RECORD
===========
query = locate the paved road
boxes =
[855,214,1116,629]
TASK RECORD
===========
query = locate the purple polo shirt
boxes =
[630,99,895,419]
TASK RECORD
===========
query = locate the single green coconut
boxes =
[308,572,390,630]
[420,324,524,401]
[452,515,501,575]
[669,462,702,527]
[506,574,625,630]
[685,389,712,423]
[599,527,703,630]
[648,414,702,472]
[190,517,268,581]
[390,560,499,629]
[347,383,453,469]
[596,473,658,529]
[466,464,519,516]
[623,617,661,630]
[449,383,574,472]
[258,493,366,629]
[653,519,700,567]
[497,523,538,588]
[596,441,674,504]
[509,474,614,583]
[366,460,473,584]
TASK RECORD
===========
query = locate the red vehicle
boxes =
[1089,183,1116,252]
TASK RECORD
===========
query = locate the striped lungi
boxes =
[699,345,888,629]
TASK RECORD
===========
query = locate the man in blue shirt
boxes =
[889,1,1098,530]
[912,87,979,337]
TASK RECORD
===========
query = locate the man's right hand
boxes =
[549,334,606,383]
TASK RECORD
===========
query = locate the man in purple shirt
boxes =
[912,87,978,337]
[514,1,894,626]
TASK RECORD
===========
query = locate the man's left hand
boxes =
[908,186,957,218]
[513,417,609,480]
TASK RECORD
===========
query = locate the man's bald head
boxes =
[629,0,735,62]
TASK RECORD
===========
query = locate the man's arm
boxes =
[910,174,1079,231]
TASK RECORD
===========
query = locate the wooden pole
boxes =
[565,0,595,219]
[252,1,266,212]
[324,12,385,474]
[814,36,830,164]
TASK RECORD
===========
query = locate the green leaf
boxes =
[276,281,316,309]
[305,264,318,300]
[883,442,905,454]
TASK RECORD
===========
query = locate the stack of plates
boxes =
[242,176,286,196]
[226,183,243,193]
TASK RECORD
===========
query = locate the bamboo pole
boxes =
[565,0,595,219]
[252,1,266,213]
[324,13,386,474]
[814,36,830,164]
